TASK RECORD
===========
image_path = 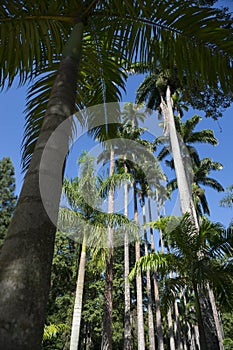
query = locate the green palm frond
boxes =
[0,1,72,88]
[2,0,233,172]
[128,251,172,281]
[99,172,133,198]
[197,177,224,192]
[22,38,127,171]
[43,323,67,342]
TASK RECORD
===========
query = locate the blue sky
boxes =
[1,1,233,227]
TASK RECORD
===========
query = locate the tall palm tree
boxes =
[62,152,135,350]
[136,66,227,348]
[61,152,100,350]
[1,2,233,348]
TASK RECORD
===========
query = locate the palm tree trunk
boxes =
[208,285,224,350]
[167,306,176,350]
[101,145,115,350]
[0,22,84,350]
[142,195,156,350]
[163,85,221,350]
[173,296,183,350]
[193,283,208,350]
[134,184,145,350]
[148,194,165,350]
[124,166,132,350]
[69,231,87,350]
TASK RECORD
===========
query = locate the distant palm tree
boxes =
[219,185,233,208]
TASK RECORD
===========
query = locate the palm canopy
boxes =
[136,66,233,120]
[59,152,138,249]
[2,1,233,170]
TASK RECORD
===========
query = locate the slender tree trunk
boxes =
[193,283,208,350]
[148,194,165,350]
[193,324,201,350]
[208,285,224,350]
[142,195,156,350]
[162,85,221,350]
[182,292,197,350]
[0,22,84,350]
[167,306,176,350]
[173,296,183,350]
[124,165,132,350]
[134,184,145,350]
[101,145,115,350]
[69,232,87,350]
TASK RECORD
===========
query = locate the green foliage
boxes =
[219,185,233,208]
[42,231,80,350]
[222,312,233,350]
[43,323,67,342]
[0,157,17,249]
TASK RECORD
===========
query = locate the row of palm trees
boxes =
[57,84,232,349]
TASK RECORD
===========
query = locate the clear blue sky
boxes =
[0,0,233,227]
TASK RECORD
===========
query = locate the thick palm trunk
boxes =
[163,85,221,350]
[0,22,84,350]
[101,146,115,350]
[69,232,87,350]
[124,168,132,350]
[142,195,156,350]
[134,184,145,350]
[148,194,165,350]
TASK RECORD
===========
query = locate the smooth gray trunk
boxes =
[0,22,84,350]
[69,233,86,350]
[162,85,221,350]
[167,307,176,350]
[124,171,132,350]
[142,196,156,350]
[148,194,165,350]
[101,145,115,350]
[134,185,145,350]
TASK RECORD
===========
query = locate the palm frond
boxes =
[43,323,67,342]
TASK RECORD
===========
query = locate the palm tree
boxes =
[219,185,233,208]
[62,152,135,350]
[130,213,233,350]
[136,66,227,348]
[61,152,100,350]
[1,2,233,348]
